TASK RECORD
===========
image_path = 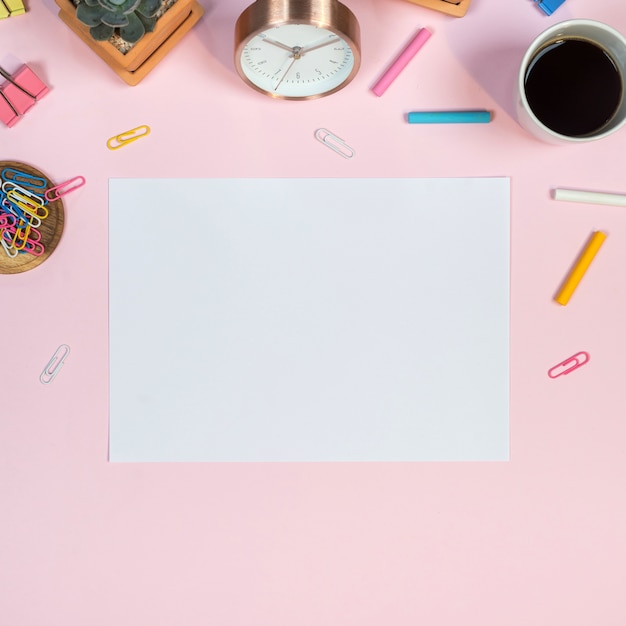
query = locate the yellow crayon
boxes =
[556,230,607,306]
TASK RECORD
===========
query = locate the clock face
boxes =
[238,23,358,99]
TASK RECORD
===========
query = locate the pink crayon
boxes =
[371,27,432,97]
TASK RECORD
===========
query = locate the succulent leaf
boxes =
[99,0,141,12]
[90,22,115,41]
[76,3,107,27]
[118,11,146,44]
[100,10,130,27]
[137,0,161,18]
[136,12,157,33]
[76,0,161,44]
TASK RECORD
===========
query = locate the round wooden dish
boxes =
[0,160,65,275]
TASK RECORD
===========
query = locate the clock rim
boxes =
[234,0,361,100]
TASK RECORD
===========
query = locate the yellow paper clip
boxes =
[107,125,151,150]
[40,344,71,385]
[6,188,48,220]
[11,222,30,250]
[314,128,355,159]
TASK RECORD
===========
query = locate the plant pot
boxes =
[55,0,204,85]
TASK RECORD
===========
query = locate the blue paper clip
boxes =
[1,167,47,191]
[1,195,30,226]
[534,0,566,16]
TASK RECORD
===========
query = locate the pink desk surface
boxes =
[2,1,626,624]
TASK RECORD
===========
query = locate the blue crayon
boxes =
[407,110,492,124]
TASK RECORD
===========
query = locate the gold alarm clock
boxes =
[234,0,361,100]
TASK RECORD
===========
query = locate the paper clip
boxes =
[548,351,590,378]
[1,237,17,258]
[44,175,86,201]
[22,239,44,256]
[40,344,70,385]
[11,222,30,250]
[6,188,48,220]
[107,125,151,150]
[1,196,29,225]
[1,167,47,190]
[314,128,355,159]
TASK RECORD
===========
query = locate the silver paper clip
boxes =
[40,344,70,384]
[314,128,355,159]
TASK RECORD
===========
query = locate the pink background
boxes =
[2,0,626,624]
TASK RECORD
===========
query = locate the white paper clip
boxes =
[1,237,18,258]
[40,344,70,384]
[314,128,355,159]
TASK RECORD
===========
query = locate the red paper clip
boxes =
[548,351,590,378]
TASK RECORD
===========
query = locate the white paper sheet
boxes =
[109,178,510,462]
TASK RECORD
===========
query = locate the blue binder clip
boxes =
[534,0,566,16]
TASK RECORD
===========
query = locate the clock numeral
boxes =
[315,68,322,75]
[296,72,301,80]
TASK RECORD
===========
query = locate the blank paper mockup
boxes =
[109,178,510,462]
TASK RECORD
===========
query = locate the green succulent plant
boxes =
[75,0,162,44]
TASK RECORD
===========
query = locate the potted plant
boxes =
[55,0,204,85]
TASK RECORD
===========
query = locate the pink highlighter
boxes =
[371,27,432,97]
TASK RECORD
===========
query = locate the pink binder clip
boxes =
[0,64,49,128]
[548,351,590,378]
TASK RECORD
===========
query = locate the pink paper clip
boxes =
[44,175,86,201]
[548,351,590,378]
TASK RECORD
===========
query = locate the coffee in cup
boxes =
[517,20,626,144]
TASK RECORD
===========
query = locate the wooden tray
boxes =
[0,160,65,275]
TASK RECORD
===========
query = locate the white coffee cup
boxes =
[516,19,626,144]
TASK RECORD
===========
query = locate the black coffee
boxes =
[524,37,623,137]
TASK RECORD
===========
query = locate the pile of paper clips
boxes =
[0,166,84,259]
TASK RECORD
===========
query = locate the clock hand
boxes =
[274,53,300,92]
[262,37,297,53]
[300,36,341,54]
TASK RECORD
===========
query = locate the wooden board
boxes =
[403,0,471,18]
[0,160,65,275]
